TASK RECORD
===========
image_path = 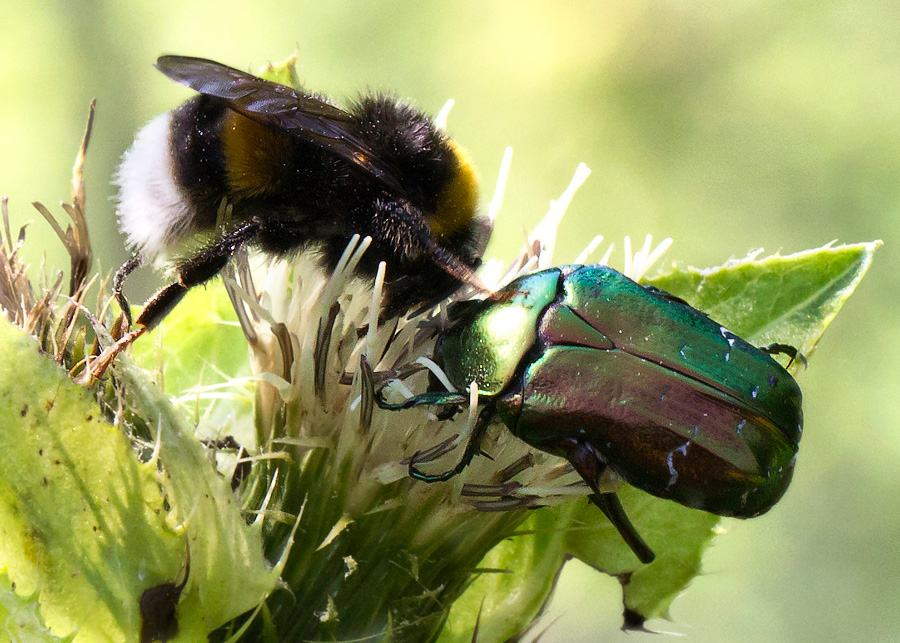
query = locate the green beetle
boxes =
[379,265,803,563]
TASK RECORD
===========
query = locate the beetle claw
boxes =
[407,405,496,483]
[760,342,808,369]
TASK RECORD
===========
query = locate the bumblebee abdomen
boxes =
[117,96,236,258]
[172,97,346,226]
[116,111,189,257]
[433,141,479,240]
[169,96,230,230]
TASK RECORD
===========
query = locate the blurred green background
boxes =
[1,1,895,641]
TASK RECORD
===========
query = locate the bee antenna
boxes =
[429,244,491,296]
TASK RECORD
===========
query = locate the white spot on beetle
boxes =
[664,440,691,491]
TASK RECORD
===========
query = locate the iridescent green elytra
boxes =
[381,265,803,563]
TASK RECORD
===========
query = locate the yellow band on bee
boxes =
[221,111,291,197]
[430,141,479,238]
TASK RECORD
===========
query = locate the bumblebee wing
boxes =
[156,55,405,194]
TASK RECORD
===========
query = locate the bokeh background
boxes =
[1,2,895,641]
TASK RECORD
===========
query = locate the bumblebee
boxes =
[114,55,491,337]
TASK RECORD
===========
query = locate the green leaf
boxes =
[255,54,302,89]
[647,241,881,357]
[437,509,568,643]
[562,486,718,623]
[0,571,75,642]
[0,309,279,642]
[438,492,718,640]
[0,318,184,642]
[110,336,279,640]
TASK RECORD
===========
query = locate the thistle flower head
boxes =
[208,151,673,638]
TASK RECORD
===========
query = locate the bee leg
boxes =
[137,218,263,332]
[113,252,144,329]
[363,199,490,309]
[428,242,491,295]
[90,218,263,379]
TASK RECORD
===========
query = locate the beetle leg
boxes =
[589,493,656,564]
[374,390,468,411]
[562,440,656,564]
[760,342,808,369]
[435,406,461,421]
[408,404,495,483]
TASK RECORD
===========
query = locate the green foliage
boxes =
[0,571,74,642]
[0,320,183,641]
[648,242,881,360]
